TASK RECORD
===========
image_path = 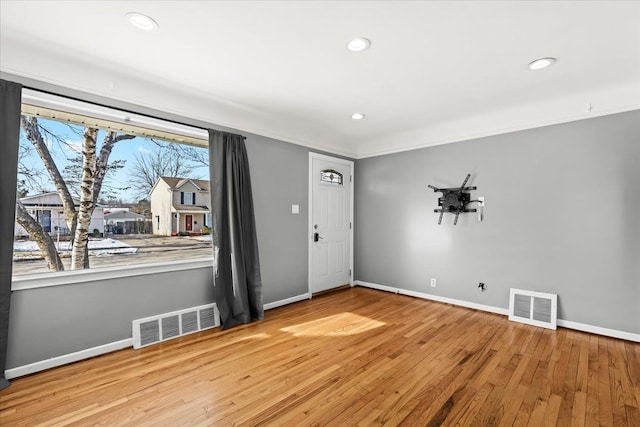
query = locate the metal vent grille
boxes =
[161,315,180,340]
[181,311,198,334]
[140,320,160,347]
[513,294,531,319]
[533,297,552,323]
[200,307,217,329]
[509,289,557,330]
[133,303,219,349]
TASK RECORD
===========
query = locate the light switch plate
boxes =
[291,204,299,214]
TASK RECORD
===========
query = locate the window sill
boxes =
[11,257,214,291]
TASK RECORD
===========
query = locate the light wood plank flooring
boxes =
[1,287,639,426]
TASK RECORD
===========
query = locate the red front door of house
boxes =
[185,215,193,231]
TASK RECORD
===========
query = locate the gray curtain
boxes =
[208,130,263,329]
[0,80,22,390]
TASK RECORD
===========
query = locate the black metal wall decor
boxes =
[428,174,478,225]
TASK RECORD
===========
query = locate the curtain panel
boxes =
[208,130,263,329]
[0,80,22,390]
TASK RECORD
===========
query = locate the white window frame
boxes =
[12,258,214,290]
[21,89,209,143]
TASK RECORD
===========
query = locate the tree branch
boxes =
[92,132,136,205]
[15,198,64,271]
[21,115,78,233]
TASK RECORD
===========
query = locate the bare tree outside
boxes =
[17,115,135,271]
[62,156,128,201]
[129,141,205,199]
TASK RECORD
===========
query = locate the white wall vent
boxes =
[132,303,219,349]
[509,288,557,330]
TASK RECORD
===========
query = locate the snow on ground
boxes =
[13,238,137,260]
[190,235,212,242]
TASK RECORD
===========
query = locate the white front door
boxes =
[309,153,353,294]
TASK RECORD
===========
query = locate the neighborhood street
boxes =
[12,235,214,276]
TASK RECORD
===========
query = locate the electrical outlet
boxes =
[430,278,437,288]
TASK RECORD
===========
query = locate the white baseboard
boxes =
[5,338,133,380]
[264,293,311,311]
[354,280,508,316]
[557,319,639,343]
[354,281,640,343]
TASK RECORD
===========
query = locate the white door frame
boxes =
[308,152,355,297]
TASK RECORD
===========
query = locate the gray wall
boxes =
[246,137,310,302]
[7,268,213,368]
[355,110,640,334]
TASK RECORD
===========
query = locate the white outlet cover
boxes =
[291,204,299,214]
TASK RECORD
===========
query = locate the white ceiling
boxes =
[1,1,639,158]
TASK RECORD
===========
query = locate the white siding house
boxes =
[150,177,211,236]
[15,192,105,237]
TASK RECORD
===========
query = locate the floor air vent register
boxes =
[132,303,219,349]
[508,288,558,330]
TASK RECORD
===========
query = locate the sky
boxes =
[19,117,210,203]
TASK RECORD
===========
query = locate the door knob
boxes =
[314,232,323,242]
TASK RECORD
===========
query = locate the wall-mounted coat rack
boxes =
[428,174,478,225]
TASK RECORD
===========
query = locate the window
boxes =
[13,89,213,278]
[36,210,52,232]
[320,169,343,185]
[181,192,196,205]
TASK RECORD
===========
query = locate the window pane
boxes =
[182,192,195,205]
[14,107,212,277]
[320,169,343,185]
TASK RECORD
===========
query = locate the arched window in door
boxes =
[320,169,343,186]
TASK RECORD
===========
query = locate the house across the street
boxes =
[15,192,105,238]
[150,177,211,236]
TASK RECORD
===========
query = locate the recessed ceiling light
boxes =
[347,37,371,52]
[351,113,365,120]
[528,57,557,70]
[126,12,158,31]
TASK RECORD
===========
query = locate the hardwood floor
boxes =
[1,287,639,426]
